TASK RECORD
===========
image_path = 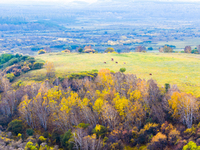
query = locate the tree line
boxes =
[0,68,200,149]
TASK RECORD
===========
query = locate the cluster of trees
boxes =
[0,68,200,149]
[78,46,96,53]
[184,45,200,54]
[77,47,116,54]
[104,47,115,53]
[159,45,174,53]
[38,49,46,55]
[0,53,34,69]
[159,44,200,54]
[0,54,44,82]
[38,44,200,55]
[135,46,146,52]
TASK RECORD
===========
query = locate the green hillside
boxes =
[19,52,200,96]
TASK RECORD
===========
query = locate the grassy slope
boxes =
[20,52,200,96]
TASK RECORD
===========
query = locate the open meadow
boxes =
[20,52,200,96]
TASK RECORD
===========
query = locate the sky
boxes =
[1,0,200,4]
[0,0,97,4]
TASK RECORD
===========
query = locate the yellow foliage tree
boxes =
[168,92,199,128]
[18,95,35,128]
[45,61,55,79]
[59,92,80,130]
[93,98,105,114]
[96,69,114,90]
[113,93,129,119]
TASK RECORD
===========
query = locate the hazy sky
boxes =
[0,0,97,4]
[1,0,200,4]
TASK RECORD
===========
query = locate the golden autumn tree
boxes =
[18,95,35,128]
[127,101,146,127]
[19,82,52,130]
[168,92,199,128]
[45,61,56,79]
[79,97,96,126]
[113,92,146,127]
[113,93,129,120]
[58,92,80,130]
[101,102,119,130]
[96,69,114,90]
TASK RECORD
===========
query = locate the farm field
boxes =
[20,52,200,96]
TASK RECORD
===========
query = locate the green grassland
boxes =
[19,52,200,96]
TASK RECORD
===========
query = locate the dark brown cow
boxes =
[124,62,126,64]
[149,73,152,75]
[104,62,106,64]
[111,58,114,61]
[116,62,118,64]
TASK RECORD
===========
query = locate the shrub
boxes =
[43,131,49,138]
[32,62,44,70]
[25,141,38,150]
[110,70,115,74]
[61,130,72,149]
[0,54,13,64]
[143,123,159,135]
[6,73,15,82]
[105,47,115,53]
[38,49,46,55]
[68,70,98,80]
[138,123,159,144]
[78,48,83,53]
[7,119,23,135]
[0,115,11,126]
[152,132,167,142]
[27,57,36,64]
[168,129,180,145]
[62,49,71,53]
[38,136,46,142]
[119,68,126,73]
[38,136,46,145]
[92,124,107,138]
[77,123,90,129]
[20,56,28,61]
[26,128,34,136]
[8,58,19,66]
[14,80,23,88]
[52,130,61,145]
[184,126,196,137]
[183,141,200,150]
[13,68,21,76]
[165,83,170,92]
[191,49,199,54]
[84,49,96,53]
[22,66,30,72]
[132,127,139,139]
[108,140,124,150]
[148,132,167,150]
[161,122,173,135]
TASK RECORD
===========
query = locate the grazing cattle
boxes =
[124,62,126,64]
[111,58,114,61]
[149,73,152,75]
[115,62,118,64]
[104,62,106,64]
